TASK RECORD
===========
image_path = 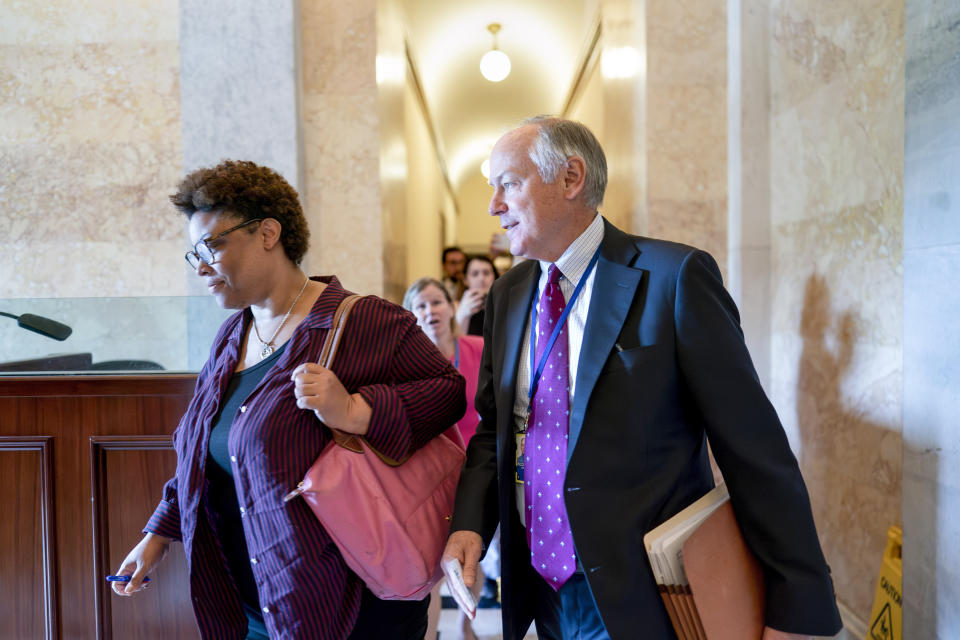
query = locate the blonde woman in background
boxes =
[404,277,486,639]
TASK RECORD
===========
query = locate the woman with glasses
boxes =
[110,160,465,640]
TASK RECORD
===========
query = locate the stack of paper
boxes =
[643,484,765,640]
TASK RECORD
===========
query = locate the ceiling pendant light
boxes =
[480,23,511,82]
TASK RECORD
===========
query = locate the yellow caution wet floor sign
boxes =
[867,526,901,640]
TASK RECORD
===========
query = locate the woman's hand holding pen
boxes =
[111,533,172,596]
[291,363,372,435]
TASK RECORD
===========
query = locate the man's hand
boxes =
[291,363,372,435]
[762,627,811,640]
[442,530,483,617]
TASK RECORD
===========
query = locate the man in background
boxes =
[442,246,467,301]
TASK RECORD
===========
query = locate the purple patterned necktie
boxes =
[524,264,576,590]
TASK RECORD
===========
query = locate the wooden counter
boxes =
[0,375,199,639]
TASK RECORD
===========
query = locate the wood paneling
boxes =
[91,437,199,640]
[0,376,196,640]
[0,437,58,640]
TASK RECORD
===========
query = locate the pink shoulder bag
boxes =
[283,294,466,601]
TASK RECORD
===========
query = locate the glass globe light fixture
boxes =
[480,23,511,82]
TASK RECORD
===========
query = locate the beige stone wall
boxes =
[566,54,605,151]
[404,82,452,289]
[577,0,642,236]
[0,0,185,298]
[767,0,904,620]
[301,0,384,296]
[456,172,502,254]
[646,0,727,273]
[562,0,726,270]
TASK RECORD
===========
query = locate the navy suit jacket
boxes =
[451,220,842,639]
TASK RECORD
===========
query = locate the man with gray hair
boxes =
[443,116,842,639]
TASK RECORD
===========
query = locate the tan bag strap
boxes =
[318,294,362,368]
[317,294,364,453]
[317,295,408,466]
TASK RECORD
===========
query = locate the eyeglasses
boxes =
[185,218,263,269]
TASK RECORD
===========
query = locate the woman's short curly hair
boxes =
[170,160,310,265]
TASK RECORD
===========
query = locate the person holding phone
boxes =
[455,255,499,337]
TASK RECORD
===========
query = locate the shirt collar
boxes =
[538,213,604,287]
[229,275,346,348]
[297,275,346,330]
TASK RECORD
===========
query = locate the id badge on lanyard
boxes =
[514,430,526,484]
[515,411,529,484]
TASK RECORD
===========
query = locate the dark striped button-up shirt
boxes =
[145,276,466,639]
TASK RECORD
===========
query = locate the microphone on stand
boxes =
[0,311,73,341]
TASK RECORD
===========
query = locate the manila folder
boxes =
[682,500,765,640]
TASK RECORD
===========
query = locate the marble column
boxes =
[645,0,728,276]
[178,0,304,360]
[179,0,303,192]
[902,0,960,635]
[727,0,772,389]
[301,0,384,296]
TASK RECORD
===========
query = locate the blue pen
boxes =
[106,575,151,583]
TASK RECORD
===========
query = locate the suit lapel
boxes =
[568,223,643,462]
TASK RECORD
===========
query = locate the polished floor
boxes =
[434,611,851,640]
[435,607,538,640]
[433,578,537,640]
[433,580,853,640]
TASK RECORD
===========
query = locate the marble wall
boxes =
[902,0,960,635]
[766,0,904,623]
[456,172,503,255]
[599,0,644,238]
[0,0,185,300]
[563,0,726,273]
[728,0,773,388]
[179,0,302,196]
[0,0,389,366]
[395,70,447,297]
[301,0,384,296]
[645,0,728,274]
[0,1,224,368]
[404,53,458,295]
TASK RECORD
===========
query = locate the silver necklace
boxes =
[253,277,309,359]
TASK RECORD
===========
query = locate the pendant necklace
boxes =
[253,276,309,359]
